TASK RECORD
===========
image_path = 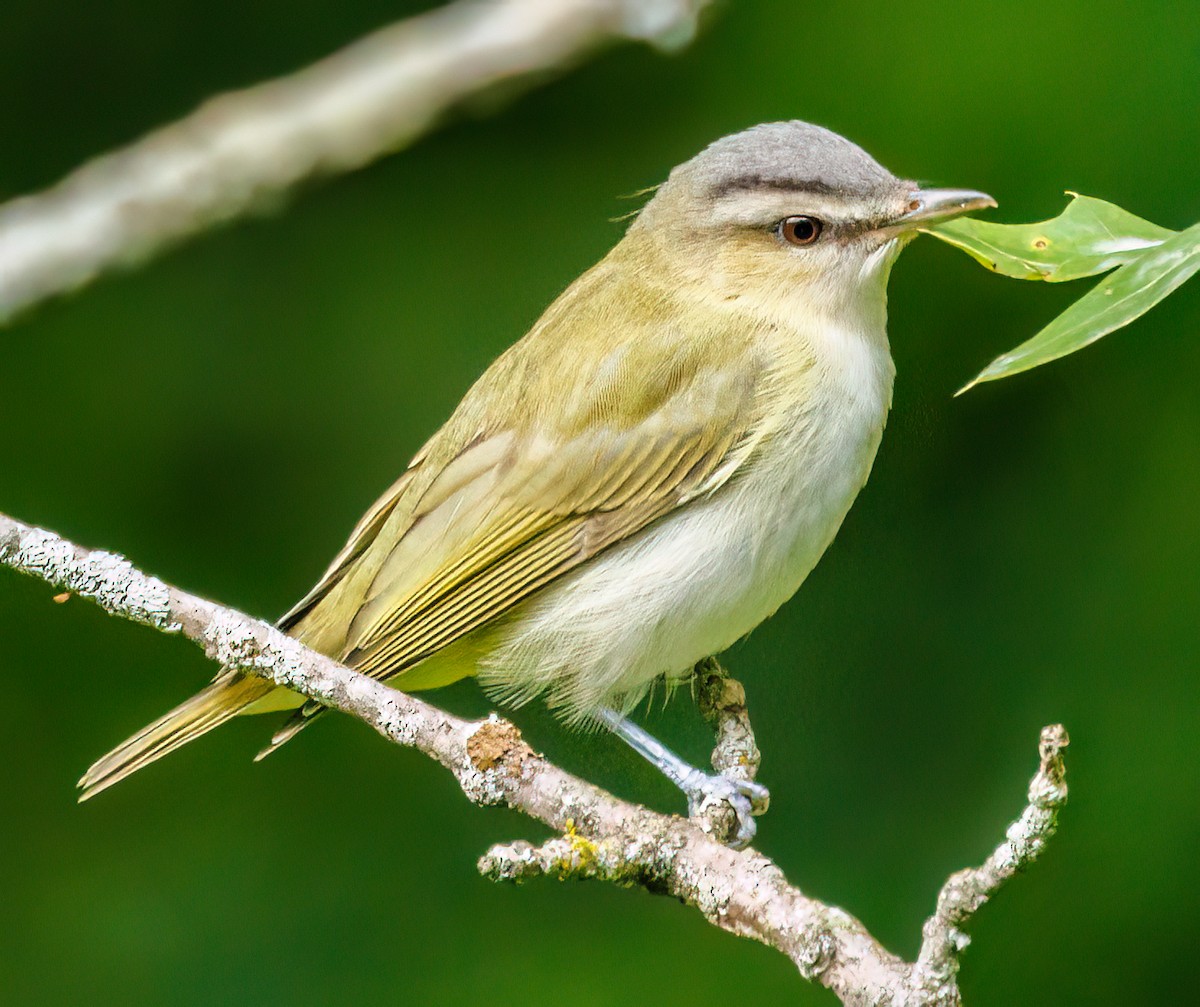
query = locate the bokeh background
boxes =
[3,2,1199,1004]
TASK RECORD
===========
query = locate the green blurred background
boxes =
[3,1,1198,1003]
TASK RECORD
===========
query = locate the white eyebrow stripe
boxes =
[708,190,865,228]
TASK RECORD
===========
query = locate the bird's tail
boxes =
[77,672,275,802]
[253,700,327,762]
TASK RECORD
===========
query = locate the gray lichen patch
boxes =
[2,524,175,629]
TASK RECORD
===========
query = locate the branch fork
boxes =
[0,511,1069,1005]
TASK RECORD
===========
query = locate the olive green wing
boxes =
[267,260,796,754]
[341,341,770,679]
[275,467,419,634]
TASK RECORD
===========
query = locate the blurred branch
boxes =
[0,0,710,324]
[0,510,1069,1006]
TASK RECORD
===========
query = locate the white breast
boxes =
[478,317,895,721]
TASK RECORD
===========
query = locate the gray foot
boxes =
[593,706,770,849]
[681,770,770,848]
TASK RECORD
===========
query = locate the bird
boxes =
[78,121,993,844]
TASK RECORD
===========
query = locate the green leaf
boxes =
[924,195,1175,282]
[957,221,1200,393]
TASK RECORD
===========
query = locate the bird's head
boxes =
[630,121,994,317]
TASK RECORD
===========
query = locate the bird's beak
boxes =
[885,188,997,232]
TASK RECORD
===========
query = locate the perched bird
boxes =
[79,121,992,843]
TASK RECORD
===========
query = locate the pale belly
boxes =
[473,376,891,722]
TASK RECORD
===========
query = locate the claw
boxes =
[682,771,770,849]
[593,707,770,849]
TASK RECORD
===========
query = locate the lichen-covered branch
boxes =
[911,724,1070,998]
[0,510,1069,1006]
[692,657,764,840]
[0,0,710,324]
[697,656,763,780]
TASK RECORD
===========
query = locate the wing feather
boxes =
[343,424,752,679]
[275,467,417,633]
[284,264,793,690]
[350,521,587,674]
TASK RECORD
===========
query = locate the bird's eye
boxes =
[777,215,823,246]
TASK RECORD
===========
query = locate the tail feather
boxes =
[253,701,328,762]
[78,673,274,801]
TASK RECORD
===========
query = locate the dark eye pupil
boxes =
[782,216,820,245]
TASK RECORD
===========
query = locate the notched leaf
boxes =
[923,194,1176,283]
[958,221,1200,392]
[918,193,1198,390]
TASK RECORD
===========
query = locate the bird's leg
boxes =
[595,706,769,848]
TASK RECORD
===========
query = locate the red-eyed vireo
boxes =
[79,122,993,844]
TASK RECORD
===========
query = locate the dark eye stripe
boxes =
[710,175,844,200]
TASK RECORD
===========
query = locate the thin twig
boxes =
[0,511,1069,1006]
[694,657,764,839]
[0,0,709,324]
[911,724,1070,997]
